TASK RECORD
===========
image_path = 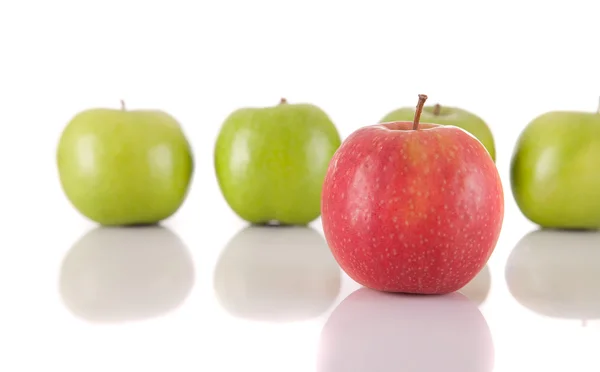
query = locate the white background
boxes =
[1,0,600,371]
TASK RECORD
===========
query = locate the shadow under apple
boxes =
[459,264,492,306]
[59,226,195,323]
[317,288,494,372]
[213,225,341,323]
[505,229,600,324]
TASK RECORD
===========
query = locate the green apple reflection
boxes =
[459,264,491,305]
[506,229,600,325]
[59,226,195,323]
[213,226,341,322]
[317,288,494,372]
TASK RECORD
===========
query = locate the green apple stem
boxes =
[120,100,126,111]
[433,103,441,116]
[413,94,428,130]
[279,98,288,105]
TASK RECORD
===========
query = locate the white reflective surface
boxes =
[3,199,600,371]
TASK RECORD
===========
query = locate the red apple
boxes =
[321,94,504,294]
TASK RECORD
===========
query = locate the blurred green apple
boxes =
[510,109,600,229]
[380,103,496,161]
[214,98,341,225]
[57,101,194,226]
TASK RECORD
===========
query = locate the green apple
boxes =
[214,98,341,225]
[380,103,496,161]
[57,101,194,226]
[510,109,600,229]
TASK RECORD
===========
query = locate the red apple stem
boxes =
[433,103,441,116]
[413,94,428,130]
[280,98,288,105]
[120,100,126,111]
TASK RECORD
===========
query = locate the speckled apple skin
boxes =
[321,121,504,294]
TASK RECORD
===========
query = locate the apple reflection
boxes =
[317,288,494,372]
[59,226,195,323]
[506,229,600,323]
[459,264,492,305]
[213,226,341,322]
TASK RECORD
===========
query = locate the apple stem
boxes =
[412,94,428,130]
[433,103,441,116]
[279,98,288,105]
[120,99,126,111]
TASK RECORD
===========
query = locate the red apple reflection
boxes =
[317,288,494,372]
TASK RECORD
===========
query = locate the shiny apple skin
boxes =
[321,121,504,294]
